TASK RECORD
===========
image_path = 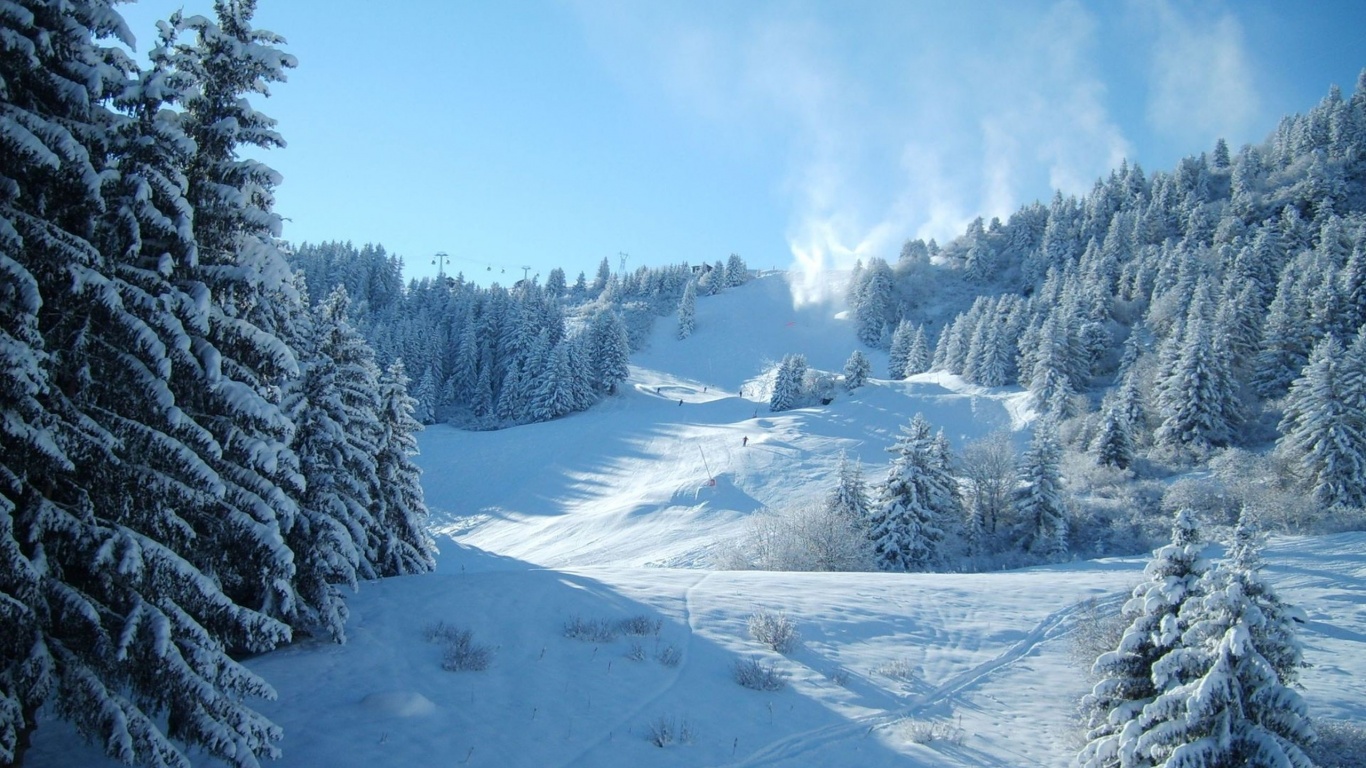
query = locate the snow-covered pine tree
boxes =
[285,287,384,641]
[372,360,436,577]
[905,324,931,376]
[887,319,914,379]
[1225,510,1307,685]
[725,253,748,287]
[2,2,292,764]
[868,414,955,571]
[1277,333,1366,508]
[1014,422,1068,558]
[1027,314,1081,419]
[853,257,894,347]
[965,310,1015,387]
[677,280,696,339]
[1252,269,1315,400]
[825,451,871,522]
[165,0,306,624]
[587,308,630,394]
[591,256,611,296]
[529,341,578,421]
[769,353,807,412]
[1154,307,1240,450]
[1130,522,1315,767]
[933,313,972,374]
[843,349,870,390]
[1095,403,1135,470]
[1078,510,1209,768]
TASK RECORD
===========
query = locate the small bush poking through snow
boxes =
[617,615,663,636]
[732,658,788,691]
[825,667,850,686]
[748,610,800,653]
[563,615,619,643]
[644,715,694,747]
[895,718,966,746]
[424,622,493,672]
[624,642,646,662]
[1310,719,1366,768]
[655,644,682,668]
[873,658,916,681]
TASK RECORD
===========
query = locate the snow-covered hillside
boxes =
[28,273,1365,768]
[424,272,1030,568]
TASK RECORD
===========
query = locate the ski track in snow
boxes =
[716,592,1119,768]
[558,571,714,768]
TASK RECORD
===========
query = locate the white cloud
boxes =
[1144,0,1259,149]
[568,0,1133,308]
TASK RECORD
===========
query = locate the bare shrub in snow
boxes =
[617,615,662,636]
[732,658,788,691]
[423,621,462,643]
[1309,719,1366,768]
[655,644,682,668]
[715,503,874,572]
[1068,597,1128,680]
[563,615,618,643]
[748,610,800,653]
[644,715,694,747]
[825,668,850,686]
[624,642,646,662]
[896,718,966,745]
[874,658,916,681]
[424,622,493,671]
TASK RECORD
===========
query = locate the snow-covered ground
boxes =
[28,273,1366,767]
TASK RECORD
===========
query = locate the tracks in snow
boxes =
[714,592,1122,768]
[558,572,713,768]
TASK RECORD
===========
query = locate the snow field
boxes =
[27,273,1366,767]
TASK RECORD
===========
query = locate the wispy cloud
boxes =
[568,1,1133,307]
[1143,0,1259,151]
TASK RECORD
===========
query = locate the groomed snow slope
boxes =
[27,273,1365,768]
[423,272,1031,568]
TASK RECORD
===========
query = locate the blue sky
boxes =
[115,1,1366,286]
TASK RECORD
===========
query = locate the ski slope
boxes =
[423,272,1029,568]
[27,273,1366,768]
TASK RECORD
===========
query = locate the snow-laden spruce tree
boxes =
[843,349,871,390]
[854,257,894,347]
[2,2,293,764]
[529,341,578,421]
[888,319,915,379]
[725,253,749,287]
[769,354,808,412]
[1155,309,1240,450]
[1078,510,1209,767]
[285,287,384,641]
[868,414,958,571]
[677,280,696,339]
[905,324,931,376]
[165,0,307,623]
[1014,421,1068,559]
[588,308,630,394]
[1252,269,1315,400]
[964,312,1015,387]
[1028,314,1082,419]
[372,360,436,577]
[1095,404,1135,470]
[1128,520,1315,766]
[1277,333,1366,508]
[826,451,871,522]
